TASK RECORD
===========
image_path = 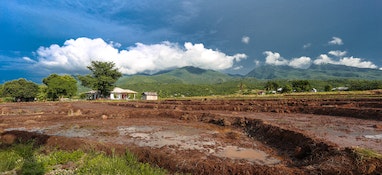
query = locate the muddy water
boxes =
[4,123,281,165]
[216,146,280,165]
[117,125,281,165]
[117,125,217,152]
[364,134,382,139]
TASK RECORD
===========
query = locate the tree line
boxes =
[0,61,121,102]
[1,61,382,101]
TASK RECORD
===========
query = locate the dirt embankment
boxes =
[1,99,382,174]
[111,98,382,120]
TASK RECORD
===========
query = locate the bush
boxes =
[324,85,332,92]
[2,97,14,103]
[0,150,23,172]
[0,143,167,175]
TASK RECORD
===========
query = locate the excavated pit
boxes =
[1,99,382,174]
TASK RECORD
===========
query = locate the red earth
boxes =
[1,96,382,174]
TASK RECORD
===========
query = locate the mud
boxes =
[1,98,382,174]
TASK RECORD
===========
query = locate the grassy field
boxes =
[158,90,382,101]
[0,142,167,175]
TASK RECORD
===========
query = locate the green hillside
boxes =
[246,64,382,80]
[117,66,233,86]
[112,65,382,98]
[115,67,260,97]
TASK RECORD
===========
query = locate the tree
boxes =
[237,82,247,94]
[291,80,311,92]
[2,78,39,102]
[78,61,122,98]
[264,81,279,91]
[281,84,292,93]
[37,85,48,101]
[0,84,3,98]
[43,74,77,101]
[324,85,332,92]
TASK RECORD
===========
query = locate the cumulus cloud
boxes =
[328,37,343,45]
[338,57,378,69]
[263,51,288,66]
[313,54,377,69]
[289,56,311,69]
[313,54,335,65]
[328,50,347,57]
[263,49,378,69]
[261,37,379,69]
[32,37,247,74]
[241,36,250,44]
[264,51,311,69]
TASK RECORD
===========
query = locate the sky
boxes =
[1,0,381,83]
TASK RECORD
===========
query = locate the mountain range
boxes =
[246,64,382,80]
[117,66,234,85]
[117,65,382,86]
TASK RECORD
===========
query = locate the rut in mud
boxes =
[1,99,382,174]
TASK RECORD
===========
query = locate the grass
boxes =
[0,142,167,175]
[158,90,382,101]
[353,147,382,159]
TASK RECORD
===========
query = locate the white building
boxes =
[110,87,137,100]
[142,92,158,100]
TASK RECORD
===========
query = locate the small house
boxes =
[110,87,137,100]
[142,92,158,100]
[85,90,100,100]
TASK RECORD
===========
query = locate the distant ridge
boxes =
[245,64,382,80]
[117,66,233,86]
[117,64,382,88]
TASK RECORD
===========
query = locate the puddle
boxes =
[54,125,92,138]
[364,134,382,139]
[117,125,216,151]
[216,146,280,165]
[4,124,282,165]
[4,125,62,134]
[116,125,280,164]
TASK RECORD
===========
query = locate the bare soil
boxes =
[1,97,382,174]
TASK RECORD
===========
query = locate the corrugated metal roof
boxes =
[111,87,137,94]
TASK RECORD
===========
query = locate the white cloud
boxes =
[289,56,311,69]
[313,54,335,65]
[233,66,243,70]
[261,37,379,70]
[241,36,250,44]
[313,54,377,69]
[254,60,260,66]
[303,43,311,49]
[32,37,247,75]
[264,51,311,69]
[339,57,377,69]
[22,57,36,63]
[328,50,347,57]
[328,37,343,45]
[263,51,288,66]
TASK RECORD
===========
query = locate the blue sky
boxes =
[1,0,381,83]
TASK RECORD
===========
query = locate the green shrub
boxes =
[37,149,84,171]
[0,143,167,175]
[0,150,23,172]
[0,143,45,174]
[77,151,167,175]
